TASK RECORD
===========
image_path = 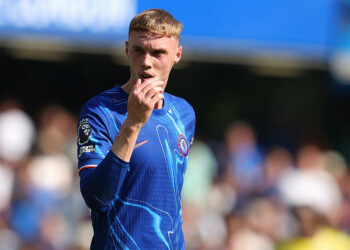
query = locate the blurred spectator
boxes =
[322,150,348,180]
[36,104,77,162]
[39,212,70,250]
[276,206,350,250]
[197,210,227,250]
[0,217,19,250]
[274,144,349,250]
[26,154,74,206]
[0,99,35,163]
[182,202,201,250]
[223,121,264,195]
[333,166,350,232]
[262,147,294,194]
[277,145,342,218]
[321,150,350,229]
[227,198,288,250]
[0,162,14,213]
[74,219,94,250]
[182,140,218,210]
[182,140,226,249]
[207,182,237,217]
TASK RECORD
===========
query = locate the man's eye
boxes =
[153,50,165,57]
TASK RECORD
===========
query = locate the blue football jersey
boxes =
[77,85,195,249]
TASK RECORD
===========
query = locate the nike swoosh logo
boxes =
[134,140,148,150]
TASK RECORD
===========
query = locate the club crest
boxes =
[78,118,92,145]
[177,135,189,157]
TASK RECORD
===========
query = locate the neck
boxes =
[121,79,133,94]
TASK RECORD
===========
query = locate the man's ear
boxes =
[125,41,129,59]
[174,45,182,64]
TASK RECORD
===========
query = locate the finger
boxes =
[136,78,142,87]
[137,83,163,100]
[131,79,142,93]
[150,92,164,105]
[138,79,164,93]
[139,79,164,91]
[144,86,164,99]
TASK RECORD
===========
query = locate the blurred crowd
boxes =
[1,99,350,250]
[0,99,91,250]
[183,122,350,250]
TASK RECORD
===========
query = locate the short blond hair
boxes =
[129,9,183,40]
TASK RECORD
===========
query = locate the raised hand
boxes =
[126,78,164,128]
[111,77,164,162]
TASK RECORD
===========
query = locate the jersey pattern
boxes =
[77,85,196,249]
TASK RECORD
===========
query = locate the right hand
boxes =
[126,78,164,128]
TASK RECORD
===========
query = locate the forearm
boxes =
[80,150,129,211]
[80,118,143,211]
[111,117,142,162]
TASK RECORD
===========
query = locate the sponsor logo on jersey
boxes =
[178,135,189,157]
[78,118,92,145]
[78,145,95,157]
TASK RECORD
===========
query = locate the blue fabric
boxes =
[77,85,195,249]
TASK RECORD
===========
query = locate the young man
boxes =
[77,9,196,249]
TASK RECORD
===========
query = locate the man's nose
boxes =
[141,53,152,67]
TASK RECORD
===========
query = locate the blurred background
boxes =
[1,0,350,249]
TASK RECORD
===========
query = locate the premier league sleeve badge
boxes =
[78,118,92,145]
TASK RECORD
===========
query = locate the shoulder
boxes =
[79,85,128,119]
[165,92,195,117]
[165,92,196,139]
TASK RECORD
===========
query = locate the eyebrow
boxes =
[131,45,143,51]
[131,45,167,51]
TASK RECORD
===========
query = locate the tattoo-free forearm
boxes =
[111,118,142,162]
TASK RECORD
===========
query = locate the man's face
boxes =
[125,31,182,90]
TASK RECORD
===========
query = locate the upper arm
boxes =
[77,105,114,174]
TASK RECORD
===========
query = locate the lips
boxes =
[140,72,154,81]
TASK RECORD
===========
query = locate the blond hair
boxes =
[129,9,183,40]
